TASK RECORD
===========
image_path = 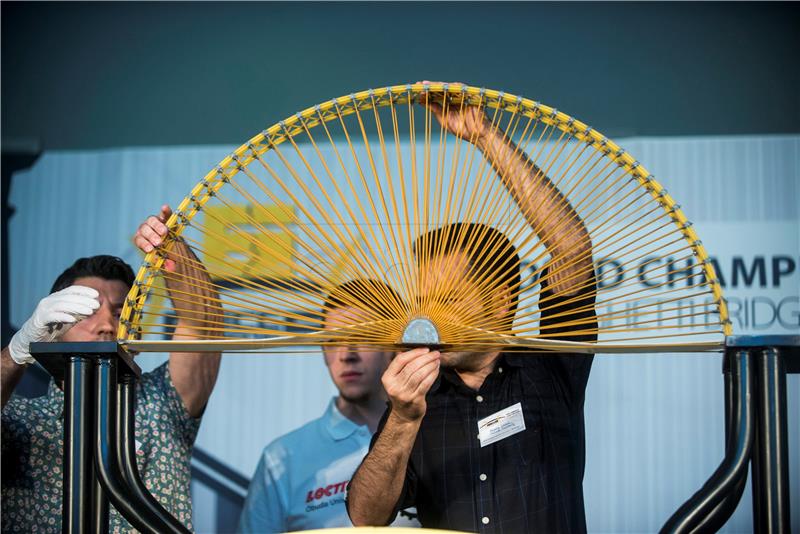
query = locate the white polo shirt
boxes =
[237,398,417,533]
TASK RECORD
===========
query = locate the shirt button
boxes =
[476,395,484,403]
[479,473,487,481]
[498,367,504,374]
[482,516,490,525]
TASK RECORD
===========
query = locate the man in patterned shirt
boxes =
[1,205,221,532]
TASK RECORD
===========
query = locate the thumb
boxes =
[158,204,173,223]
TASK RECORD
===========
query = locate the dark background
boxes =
[3,2,799,152]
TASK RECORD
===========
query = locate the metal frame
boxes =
[661,335,798,534]
[30,342,190,534]
[32,336,796,533]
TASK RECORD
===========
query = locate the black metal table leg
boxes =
[752,348,791,533]
[62,355,94,534]
[91,473,109,534]
[660,349,755,533]
[33,341,190,534]
[92,357,190,533]
[662,335,798,533]
[693,348,749,533]
[117,375,191,533]
[93,358,181,533]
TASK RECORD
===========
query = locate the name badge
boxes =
[478,402,526,447]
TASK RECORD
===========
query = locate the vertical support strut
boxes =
[751,348,791,533]
[92,475,109,534]
[93,358,189,533]
[62,355,94,534]
[661,335,797,533]
[660,349,755,533]
[117,375,192,533]
[31,341,188,534]
[691,348,749,533]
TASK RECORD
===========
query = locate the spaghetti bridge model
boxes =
[118,83,730,355]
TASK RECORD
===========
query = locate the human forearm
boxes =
[348,411,420,526]
[165,239,222,417]
[349,348,439,524]
[477,127,594,295]
[133,214,222,417]
[1,347,26,408]
[135,206,223,416]
[164,238,222,335]
[425,88,593,296]
[161,237,222,417]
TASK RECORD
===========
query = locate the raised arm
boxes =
[425,85,594,297]
[347,348,440,526]
[134,205,222,417]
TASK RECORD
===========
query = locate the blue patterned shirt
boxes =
[2,362,200,533]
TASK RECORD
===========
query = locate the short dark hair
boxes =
[413,222,521,323]
[322,279,404,318]
[50,255,135,294]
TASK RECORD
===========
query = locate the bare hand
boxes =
[420,81,489,143]
[133,205,177,272]
[382,347,440,423]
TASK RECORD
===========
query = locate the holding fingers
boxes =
[133,204,177,271]
[419,81,491,143]
[382,348,441,423]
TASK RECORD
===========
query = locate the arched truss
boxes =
[118,83,731,354]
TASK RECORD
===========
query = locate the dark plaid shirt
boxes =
[363,278,597,533]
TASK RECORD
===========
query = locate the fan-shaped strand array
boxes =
[119,83,730,353]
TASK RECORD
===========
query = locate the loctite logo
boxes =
[306,480,349,503]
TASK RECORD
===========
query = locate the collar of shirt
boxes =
[44,379,65,418]
[323,397,369,442]
[429,352,533,395]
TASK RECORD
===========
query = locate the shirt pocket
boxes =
[511,410,543,467]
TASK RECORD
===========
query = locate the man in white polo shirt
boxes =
[237,279,417,532]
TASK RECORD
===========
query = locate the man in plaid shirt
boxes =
[347,87,597,533]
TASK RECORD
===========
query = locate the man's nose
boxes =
[340,346,361,362]
[95,304,117,337]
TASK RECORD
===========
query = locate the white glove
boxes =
[8,285,101,365]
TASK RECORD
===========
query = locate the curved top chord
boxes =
[119,83,730,354]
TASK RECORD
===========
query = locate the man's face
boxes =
[419,251,506,369]
[323,306,392,403]
[60,276,128,343]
